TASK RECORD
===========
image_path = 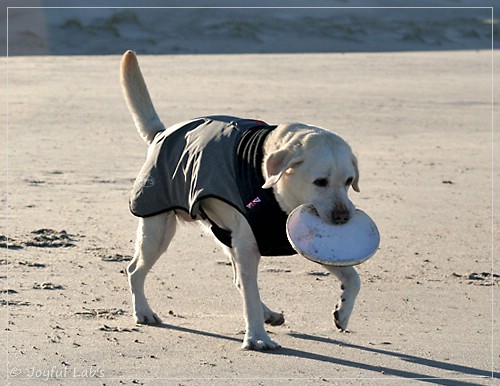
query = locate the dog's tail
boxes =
[120,50,165,144]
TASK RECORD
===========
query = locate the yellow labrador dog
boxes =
[121,51,361,350]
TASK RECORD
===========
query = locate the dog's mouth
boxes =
[303,203,353,226]
[299,203,356,227]
[302,204,320,217]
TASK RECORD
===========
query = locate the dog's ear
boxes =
[352,155,360,192]
[262,149,303,189]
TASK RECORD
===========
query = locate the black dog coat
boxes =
[130,116,296,256]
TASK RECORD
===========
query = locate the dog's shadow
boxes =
[273,333,497,386]
[150,323,496,385]
[150,322,242,343]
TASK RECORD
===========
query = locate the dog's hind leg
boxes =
[324,266,361,332]
[262,303,285,326]
[127,212,176,324]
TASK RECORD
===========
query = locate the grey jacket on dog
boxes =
[130,116,297,256]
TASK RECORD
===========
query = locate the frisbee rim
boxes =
[286,204,380,266]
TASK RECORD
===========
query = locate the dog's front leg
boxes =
[323,266,361,332]
[230,243,281,351]
[229,255,284,327]
[203,200,281,350]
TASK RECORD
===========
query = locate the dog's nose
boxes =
[332,208,350,225]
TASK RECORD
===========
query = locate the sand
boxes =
[1,50,499,385]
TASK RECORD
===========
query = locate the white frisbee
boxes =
[286,205,380,266]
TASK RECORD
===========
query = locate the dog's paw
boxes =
[134,310,162,325]
[333,312,350,333]
[332,300,352,332]
[241,331,281,351]
[264,311,285,326]
[241,335,281,351]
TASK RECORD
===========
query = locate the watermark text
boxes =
[9,365,104,381]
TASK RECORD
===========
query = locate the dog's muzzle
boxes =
[332,206,350,225]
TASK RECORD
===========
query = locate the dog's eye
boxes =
[345,177,354,186]
[313,178,329,187]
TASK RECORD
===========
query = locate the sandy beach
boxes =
[1,2,499,385]
[1,48,498,385]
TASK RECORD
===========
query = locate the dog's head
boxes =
[262,124,360,225]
